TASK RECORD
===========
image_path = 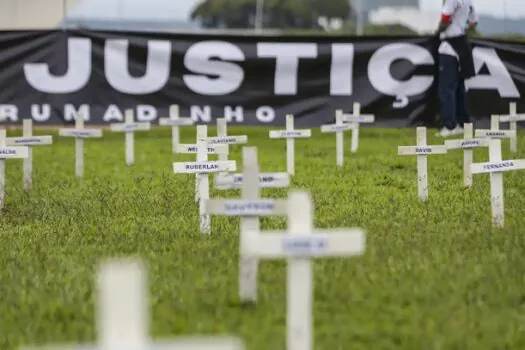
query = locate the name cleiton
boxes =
[415,147,432,153]
[282,237,326,253]
[185,163,219,170]
[483,161,515,170]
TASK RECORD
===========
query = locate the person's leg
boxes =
[437,54,459,134]
[455,75,470,127]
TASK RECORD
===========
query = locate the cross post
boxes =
[6,119,53,190]
[397,127,447,201]
[205,147,288,302]
[58,114,103,177]
[109,109,151,166]
[159,105,194,153]
[241,191,365,350]
[0,128,28,209]
[320,110,354,166]
[444,123,489,188]
[269,114,311,175]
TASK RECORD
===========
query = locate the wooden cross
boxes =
[471,139,525,228]
[496,102,525,153]
[58,114,103,177]
[205,147,288,303]
[341,102,375,153]
[109,109,151,166]
[398,127,447,201]
[0,128,28,209]
[241,191,365,350]
[444,123,489,188]
[20,259,245,350]
[475,115,516,143]
[159,104,194,153]
[268,114,311,175]
[6,119,53,190]
[173,125,236,234]
[320,110,355,166]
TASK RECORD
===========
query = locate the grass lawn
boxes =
[1,126,525,350]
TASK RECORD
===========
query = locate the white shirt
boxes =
[438,0,478,58]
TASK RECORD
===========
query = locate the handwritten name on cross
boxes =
[269,114,311,175]
[496,102,525,153]
[173,125,236,234]
[445,123,489,188]
[470,139,525,228]
[241,191,365,350]
[397,127,447,201]
[58,114,103,177]
[159,105,194,153]
[320,110,354,166]
[6,119,53,190]
[205,146,288,303]
[109,109,151,166]
[341,102,375,153]
[0,128,28,209]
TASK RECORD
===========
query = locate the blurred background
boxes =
[0,0,523,39]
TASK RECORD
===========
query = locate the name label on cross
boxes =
[415,147,432,153]
[173,161,236,174]
[0,147,29,158]
[460,140,480,147]
[206,136,248,144]
[224,200,278,215]
[483,161,515,170]
[282,236,327,255]
[7,136,53,145]
[59,129,102,138]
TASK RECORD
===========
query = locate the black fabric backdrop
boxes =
[0,29,524,126]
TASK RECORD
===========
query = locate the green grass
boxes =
[1,126,525,350]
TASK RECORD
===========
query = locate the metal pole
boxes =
[355,0,364,36]
[255,0,264,32]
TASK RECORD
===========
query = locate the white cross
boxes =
[341,102,375,153]
[497,102,525,153]
[173,125,236,234]
[444,123,489,188]
[6,119,53,190]
[58,114,103,177]
[205,147,288,303]
[320,110,355,166]
[475,115,516,142]
[110,109,151,166]
[470,139,525,228]
[268,114,311,175]
[20,259,245,350]
[398,127,447,201]
[193,118,247,202]
[241,190,365,350]
[159,105,194,153]
[0,128,28,209]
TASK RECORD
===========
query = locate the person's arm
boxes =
[467,4,479,28]
[435,0,455,35]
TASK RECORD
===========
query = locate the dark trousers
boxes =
[439,54,470,129]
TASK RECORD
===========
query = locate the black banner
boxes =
[0,29,524,126]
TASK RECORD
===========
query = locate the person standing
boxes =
[435,0,478,137]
